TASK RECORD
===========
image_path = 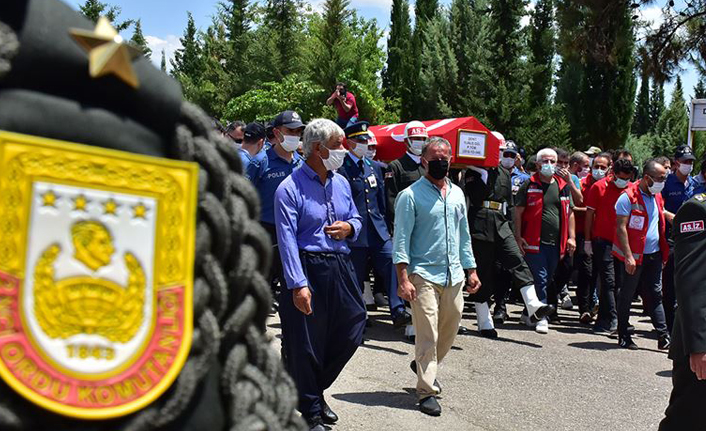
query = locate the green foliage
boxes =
[418,12,458,119]
[130,19,151,58]
[625,133,656,169]
[171,12,204,80]
[383,0,412,101]
[160,50,167,71]
[633,73,651,137]
[308,0,353,92]
[654,76,689,156]
[649,80,665,131]
[527,0,555,108]
[695,74,706,99]
[78,0,133,32]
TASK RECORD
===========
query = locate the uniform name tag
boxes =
[680,220,705,233]
[628,215,645,230]
[367,174,377,188]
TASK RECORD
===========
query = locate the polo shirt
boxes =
[585,177,626,242]
[616,189,660,254]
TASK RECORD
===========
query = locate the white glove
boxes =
[584,240,593,257]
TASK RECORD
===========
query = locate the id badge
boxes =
[367,174,378,188]
[628,215,645,230]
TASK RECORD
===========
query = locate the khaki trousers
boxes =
[409,273,464,398]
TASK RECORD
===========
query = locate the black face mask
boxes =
[427,159,449,180]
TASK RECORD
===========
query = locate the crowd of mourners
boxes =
[215,106,703,429]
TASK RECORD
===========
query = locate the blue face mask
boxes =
[614,178,629,189]
[540,163,555,177]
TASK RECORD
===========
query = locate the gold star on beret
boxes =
[69,17,141,88]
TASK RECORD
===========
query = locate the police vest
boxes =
[611,182,669,266]
[520,173,572,256]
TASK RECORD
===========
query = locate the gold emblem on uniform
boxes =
[0,131,198,419]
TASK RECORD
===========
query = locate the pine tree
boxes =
[405,0,438,120]
[160,49,167,72]
[130,19,152,58]
[263,0,303,79]
[655,76,689,155]
[695,75,706,99]
[383,0,412,100]
[527,0,555,109]
[632,73,651,137]
[171,12,204,80]
[78,0,133,32]
[649,80,665,133]
[419,12,458,119]
[309,0,353,92]
[221,0,249,72]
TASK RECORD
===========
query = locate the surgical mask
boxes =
[648,179,665,195]
[278,132,300,152]
[427,159,449,180]
[408,139,425,156]
[579,167,590,179]
[678,163,694,176]
[321,148,348,171]
[351,142,368,159]
[501,157,516,169]
[540,163,555,177]
[614,178,629,189]
[592,168,607,180]
[233,142,243,151]
[365,148,377,159]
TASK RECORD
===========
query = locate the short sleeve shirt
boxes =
[516,179,573,246]
[615,191,660,254]
[334,92,359,121]
[585,177,624,242]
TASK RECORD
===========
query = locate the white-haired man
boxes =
[393,137,481,416]
[514,148,576,334]
[275,119,366,431]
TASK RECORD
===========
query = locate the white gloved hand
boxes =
[584,240,593,257]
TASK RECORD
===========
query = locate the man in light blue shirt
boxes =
[392,136,480,417]
[238,122,267,180]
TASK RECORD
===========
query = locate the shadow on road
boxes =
[332,390,418,411]
[568,341,617,351]
[360,341,408,356]
[656,370,672,378]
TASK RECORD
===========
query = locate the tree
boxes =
[160,49,167,72]
[633,73,651,137]
[405,0,439,120]
[649,80,665,133]
[78,0,133,32]
[527,0,555,109]
[419,12,458,119]
[654,75,689,155]
[308,0,353,92]
[171,12,204,80]
[221,0,250,83]
[695,74,706,99]
[556,1,637,150]
[130,19,151,58]
[383,0,412,100]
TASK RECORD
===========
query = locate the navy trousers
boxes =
[349,232,405,318]
[279,252,366,419]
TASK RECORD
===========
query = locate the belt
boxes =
[481,201,506,212]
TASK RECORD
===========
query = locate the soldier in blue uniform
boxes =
[339,122,412,328]
[662,145,697,333]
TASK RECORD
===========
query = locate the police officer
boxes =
[250,111,305,299]
[464,141,555,337]
[662,145,698,333]
[338,122,411,328]
[240,121,267,181]
[660,193,706,430]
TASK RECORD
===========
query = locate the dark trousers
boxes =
[262,222,284,295]
[663,246,677,334]
[574,234,596,314]
[660,357,706,430]
[592,238,617,330]
[548,251,572,311]
[350,233,405,318]
[279,252,366,419]
[468,234,534,304]
[615,252,669,338]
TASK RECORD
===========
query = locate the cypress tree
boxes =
[130,19,152,58]
[419,12,458,119]
[160,49,167,72]
[695,74,706,99]
[632,72,651,137]
[527,0,555,109]
[406,0,438,120]
[383,0,412,99]
[221,0,249,73]
[310,0,353,92]
[655,75,689,154]
[263,0,302,78]
[171,12,204,80]
[649,80,665,133]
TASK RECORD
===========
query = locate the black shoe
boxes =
[410,360,441,393]
[579,312,593,325]
[321,399,338,425]
[619,336,638,350]
[406,335,416,342]
[493,309,508,325]
[374,292,389,307]
[532,304,556,321]
[305,415,326,431]
[393,310,412,329]
[548,313,561,324]
[480,328,498,339]
[457,325,472,335]
[419,396,441,416]
[658,334,671,350]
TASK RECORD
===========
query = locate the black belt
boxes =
[300,250,344,259]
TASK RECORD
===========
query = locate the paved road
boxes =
[267,295,672,431]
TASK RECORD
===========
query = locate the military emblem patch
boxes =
[0,131,198,419]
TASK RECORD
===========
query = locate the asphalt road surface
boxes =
[267,294,672,431]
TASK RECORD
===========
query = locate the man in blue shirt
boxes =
[275,119,366,431]
[393,137,481,417]
[251,111,305,298]
[662,145,697,333]
[339,122,411,328]
[239,122,267,181]
[614,159,671,350]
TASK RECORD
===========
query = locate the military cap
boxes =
[504,140,519,155]
[344,121,371,141]
[675,145,696,162]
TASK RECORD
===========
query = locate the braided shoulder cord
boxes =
[0,21,19,80]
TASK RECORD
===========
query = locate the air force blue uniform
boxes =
[338,153,405,318]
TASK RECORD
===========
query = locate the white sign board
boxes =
[692,99,706,131]
[458,131,487,159]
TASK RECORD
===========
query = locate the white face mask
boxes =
[578,167,590,179]
[408,139,425,156]
[233,143,243,152]
[365,148,377,159]
[280,134,301,153]
[592,168,607,180]
[351,142,368,159]
[614,178,629,189]
[540,163,555,177]
[678,163,694,176]
[321,148,348,171]
[501,157,516,169]
[648,180,665,195]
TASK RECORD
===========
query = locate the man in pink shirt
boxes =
[327,82,359,129]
